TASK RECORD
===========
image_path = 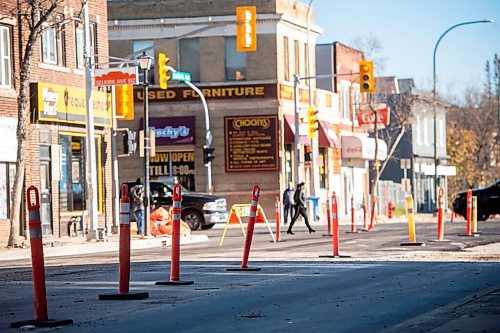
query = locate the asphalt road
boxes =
[0,219,499,332]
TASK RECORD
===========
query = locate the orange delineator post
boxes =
[350,195,357,233]
[99,185,149,300]
[437,187,445,241]
[11,187,73,328]
[362,202,367,230]
[275,197,281,242]
[400,194,424,246]
[157,184,194,285]
[472,196,478,234]
[368,195,376,231]
[118,184,131,294]
[451,211,454,223]
[332,192,339,257]
[466,189,472,236]
[326,197,332,235]
[27,186,48,322]
[227,185,262,271]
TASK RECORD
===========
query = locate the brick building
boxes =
[0,0,113,244]
[107,0,347,222]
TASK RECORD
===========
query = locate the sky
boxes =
[311,0,500,103]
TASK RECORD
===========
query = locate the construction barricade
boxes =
[11,186,73,328]
[219,199,276,246]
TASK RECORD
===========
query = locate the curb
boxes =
[0,234,209,262]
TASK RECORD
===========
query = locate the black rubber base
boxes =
[322,233,333,237]
[346,231,359,234]
[155,280,194,286]
[11,318,73,328]
[428,239,451,242]
[226,267,261,271]
[271,239,286,242]
[458,234,479,237]
[319,254,352,258]
[400,242,426,246]
[358,228,370,232]
[98,292,149,300]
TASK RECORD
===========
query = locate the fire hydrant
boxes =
[388,201,395,219]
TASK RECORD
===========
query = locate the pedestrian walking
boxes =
[287,182,315,235]
[282,183,295,224]
[130,178,145,236]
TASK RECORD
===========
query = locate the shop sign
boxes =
[144,116,196,146]
[135,83,277,102]
[224,115,279,172]
[0,117,17,162]
[341,135,387,161]
[94,67,138,86]
[33,82,112,127]
[149,151,196,191]
[357,104,390,126]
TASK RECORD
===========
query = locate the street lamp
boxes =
[138,51,153,236]
[432,19,493,211]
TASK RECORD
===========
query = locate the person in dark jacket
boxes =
[282,183,295,224]
[287,182,315,235]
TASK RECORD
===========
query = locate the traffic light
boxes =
[304,144,312,162]
[359,60,375,93]
[122,129,137,155]
[236,6,257,52]
[158,52,170,89]
[307,105,319,139]
[115,84,134,120]
[203,146,215,165]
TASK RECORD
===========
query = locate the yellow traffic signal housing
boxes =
[236,6,257,52]
[359,60,375,93]
[115,84,134,120]
[158,52,170,89]
[307,105,319,139]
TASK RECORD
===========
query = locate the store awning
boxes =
[318,121,341,148]
[284,114,309,144]
[341,135,387,161]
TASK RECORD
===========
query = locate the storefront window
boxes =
[319,148,326,189]
[0,164,7,219]
[60,136,85,211]
[150,151,195,191]
[284,144,293,187]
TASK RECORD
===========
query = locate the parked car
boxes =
[452,180,500,221]
[124,181,228,230]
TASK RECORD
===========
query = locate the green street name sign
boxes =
[172,71,191,82]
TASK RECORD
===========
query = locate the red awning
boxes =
[318,121,341,148]
[284,114,309,144]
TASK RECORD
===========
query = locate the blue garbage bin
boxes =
[306,197,320,221]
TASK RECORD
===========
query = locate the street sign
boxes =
[400,159,411,170]
[172,71,191,82]
[357,103,390,126]
[94,67,138,86]
[402,178,411,193]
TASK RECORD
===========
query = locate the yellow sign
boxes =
[35,82,112,127]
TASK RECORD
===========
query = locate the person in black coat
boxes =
[287,182,315,235]
[282,183,295,224]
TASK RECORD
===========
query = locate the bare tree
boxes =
[2,0,85,247]
[351,34,387,74]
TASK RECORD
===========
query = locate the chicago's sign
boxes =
[357,104,390,126]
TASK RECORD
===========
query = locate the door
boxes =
[40,161,53,235]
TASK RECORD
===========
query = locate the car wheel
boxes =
[201,223,215,230]
[182,210,203,230]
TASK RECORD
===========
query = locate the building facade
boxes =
[107,0,349,220]
[0,0,113,244]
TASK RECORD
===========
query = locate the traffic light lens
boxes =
[363,74,370,80]
[363,83,370,90]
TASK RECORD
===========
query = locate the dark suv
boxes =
[124,181,228,230]
[452,180,500,221]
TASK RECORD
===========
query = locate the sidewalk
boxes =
[0,233,208,262]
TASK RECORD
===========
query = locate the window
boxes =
[284,36,289,81]
[294,40,300,76]
[41,17,66,66]
[0,25,12,88]
[75,22,97,69]
[179,38,200,82]
[319,148,327,189]
[340,83,350,119]
[304,42,309,79]
[225,37,247,81]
